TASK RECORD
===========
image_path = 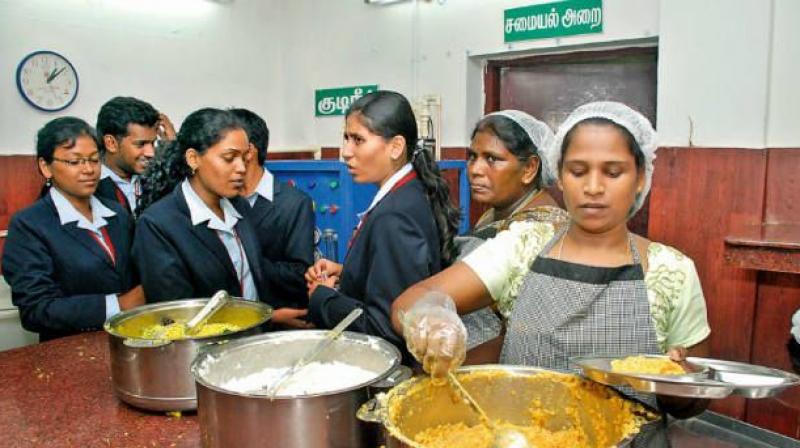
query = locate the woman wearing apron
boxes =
[458,110,569,360]
[392,102,711,445]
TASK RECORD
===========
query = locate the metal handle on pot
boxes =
[371,365,413,389]
[357,395,386,424]
[194,337,232,358]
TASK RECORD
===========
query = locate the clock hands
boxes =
[46,67,67,84]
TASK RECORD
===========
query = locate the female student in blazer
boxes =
[133,108,309,328]
[305,91,461,354]
[2,117,143,342]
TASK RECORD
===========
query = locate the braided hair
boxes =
[347,91,461,265]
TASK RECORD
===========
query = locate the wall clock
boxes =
[16,50,79,112]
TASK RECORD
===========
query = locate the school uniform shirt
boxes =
[309,164,442,353]
[2,188,136,342]
[132,180,267,303]
[95,164,140,215]
[245,169,315,309]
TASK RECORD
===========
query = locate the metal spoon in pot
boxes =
[185,290,230,336]
[446,371,530,448]
[265,307,364,399]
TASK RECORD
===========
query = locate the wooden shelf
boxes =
[724,223,800,274]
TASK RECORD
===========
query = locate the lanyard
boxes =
[348,170,417,249]
[87,227,116,265]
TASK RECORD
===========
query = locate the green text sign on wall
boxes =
[504,0,603,42]
[315,85,379,116]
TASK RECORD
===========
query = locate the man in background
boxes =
[95,96,175,215]
[231,108,315,315]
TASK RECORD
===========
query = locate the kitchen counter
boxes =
[2,331,799,447]
[0,331,199,448]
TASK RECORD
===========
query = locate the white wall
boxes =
[281,0,660,148]
[766,0,800,148]
[657,0,772,148]
[0,0,288,155]
[414,0,659,147]
[277,0,416,149]
[1,0,797,156]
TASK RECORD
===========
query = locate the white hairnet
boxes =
[485,110,557,186]
[548,101,657,216]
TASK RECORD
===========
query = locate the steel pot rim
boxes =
[191,330,401,399]
[364,364,661,448]
[103,297,273,342]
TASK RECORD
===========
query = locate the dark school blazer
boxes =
[132,185,271,304]
[308,177,442,353]
[95,176,132,214]
[246,181,315,309]
[2,194,136,341]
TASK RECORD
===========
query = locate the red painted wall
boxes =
[649,147,800,437]
[0,156,44,272]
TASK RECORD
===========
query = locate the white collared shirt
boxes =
[49,187,121,318]
[101,164,140,213]
[181,180,258,301]
[357,163,413,223]
[246,168,274,207]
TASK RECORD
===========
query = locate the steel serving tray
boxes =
[573,355,734,399]
[574,354,800,400]
[688,356,800,399]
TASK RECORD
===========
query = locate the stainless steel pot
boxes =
[191,330,401,448]
[104,298,271,411]
[358,365,661,448]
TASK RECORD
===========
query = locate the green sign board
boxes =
[315,85,378,116]
[504,0,603,42]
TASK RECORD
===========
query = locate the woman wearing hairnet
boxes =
[458,110,569,361]
[392,102,712,444]
[462,110,568,246]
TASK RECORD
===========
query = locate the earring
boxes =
[190,166,197,175]
[45,178,52,187]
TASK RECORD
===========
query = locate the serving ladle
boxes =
[185,290,230,335]
[446,371,530,448]
[265,307,364,399]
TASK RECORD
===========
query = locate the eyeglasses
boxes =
[51,157,101,167]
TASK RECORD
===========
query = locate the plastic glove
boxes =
[399,291,467,380]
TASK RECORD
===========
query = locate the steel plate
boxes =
[687,356,800,399]
[573,355,735,399]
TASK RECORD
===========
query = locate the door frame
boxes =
[483,46,658,115]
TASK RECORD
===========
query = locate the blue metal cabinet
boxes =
[266,160,469,263]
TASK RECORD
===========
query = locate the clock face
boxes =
[16,51,79,112]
